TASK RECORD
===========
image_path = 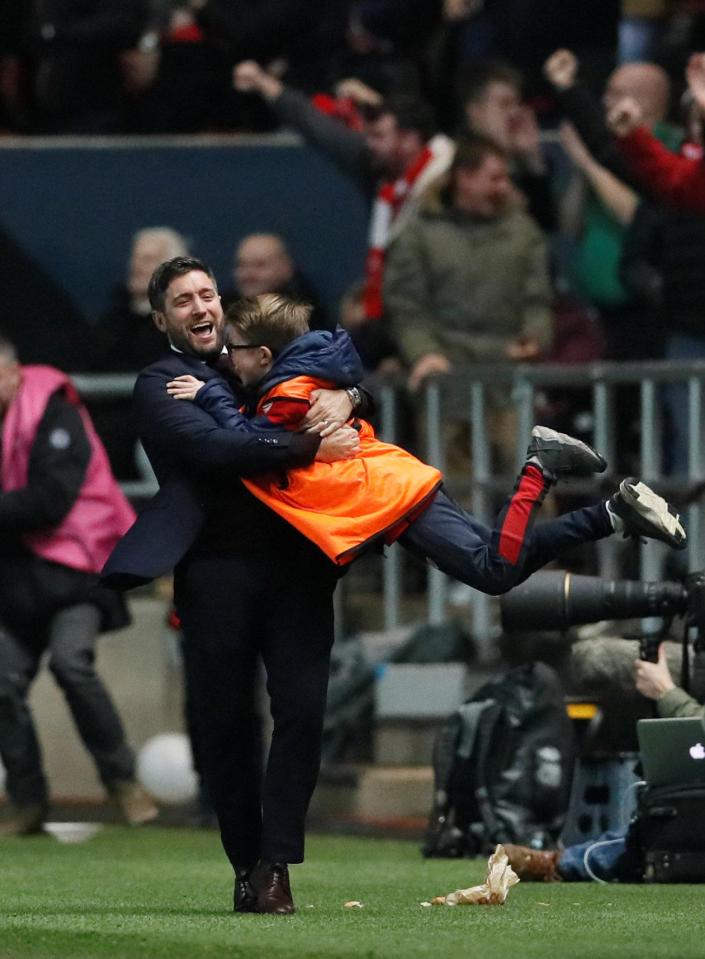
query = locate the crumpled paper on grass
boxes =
[431,844,520,906]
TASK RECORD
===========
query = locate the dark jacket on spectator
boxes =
[510,163,557,234]
[557,84,637,183]
[93,288,165,373]
[28,0,149,133]
[85,289,167,481]
[196,0,330,92]
[620,200,705,339]
[272,87,378,195]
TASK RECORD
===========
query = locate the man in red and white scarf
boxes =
[362,120,455,318]
[233,61,455,330]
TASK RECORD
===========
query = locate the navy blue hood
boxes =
[256,327,363,399]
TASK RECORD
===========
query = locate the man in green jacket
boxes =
[383,134,552,471]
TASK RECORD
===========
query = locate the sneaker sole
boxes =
[620,480,687,549]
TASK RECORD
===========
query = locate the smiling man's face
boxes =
[153,270,225,359]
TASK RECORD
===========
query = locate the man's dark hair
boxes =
[362,94,436,142]
[461,60,523,106]
[451,134,507,173]
[148,256,217,313]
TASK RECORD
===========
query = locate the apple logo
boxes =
[689,742,705,760]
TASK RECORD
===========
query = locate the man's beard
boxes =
[169,329,224,360]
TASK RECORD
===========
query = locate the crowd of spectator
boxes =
[4,2,705,477]
[1,2,703,138]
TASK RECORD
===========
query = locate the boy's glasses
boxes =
[226,343,263,351]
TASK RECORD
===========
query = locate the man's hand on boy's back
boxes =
[315,425,360,462]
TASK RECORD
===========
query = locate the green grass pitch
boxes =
[0,827,702,959]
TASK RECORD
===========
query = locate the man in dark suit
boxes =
[103,256,364,915]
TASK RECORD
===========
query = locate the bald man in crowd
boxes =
[222,233,329,330]
[543,50,679,364]
[604,62,670,127]
[607,52,705,213]
[544,49,676,198]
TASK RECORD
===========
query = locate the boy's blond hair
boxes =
[226,294,312,357]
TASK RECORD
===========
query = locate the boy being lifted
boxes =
[166,294,685,592]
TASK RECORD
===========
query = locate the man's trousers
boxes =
[0,603,135,806]
[400,466,613,595]
[176,541,337,868]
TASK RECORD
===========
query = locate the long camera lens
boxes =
[500,570,688,632]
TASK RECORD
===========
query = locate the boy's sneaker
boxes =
[527,426,607,476]
[608,478,687,550]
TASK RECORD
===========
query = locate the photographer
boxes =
[503,645,702,882]
[635,647,704,721]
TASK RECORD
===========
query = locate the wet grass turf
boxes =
[0,827,702,959]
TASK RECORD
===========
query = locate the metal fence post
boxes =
[379,384,401,630]
[594,376,619,580]
[640,376,665,586]
[513,374,534,467]
[469,380,495,661]
[425,380,446,625]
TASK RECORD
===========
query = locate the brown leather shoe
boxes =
[250,860,295,914]
[503,843,562,882]
[233,867,258,913]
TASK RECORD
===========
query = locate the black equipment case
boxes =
[637,784,705,882]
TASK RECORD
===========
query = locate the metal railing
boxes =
[369,360,705,660]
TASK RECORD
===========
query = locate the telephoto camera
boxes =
[500,570,705,664]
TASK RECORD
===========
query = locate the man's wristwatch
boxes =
[345,386,362,410]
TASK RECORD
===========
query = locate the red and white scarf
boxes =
[363,134,454,319]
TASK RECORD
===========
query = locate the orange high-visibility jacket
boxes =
[242,376,442,565]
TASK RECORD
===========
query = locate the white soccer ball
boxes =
[136,733,198,805]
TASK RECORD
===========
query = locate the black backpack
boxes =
[422,662,575,857]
